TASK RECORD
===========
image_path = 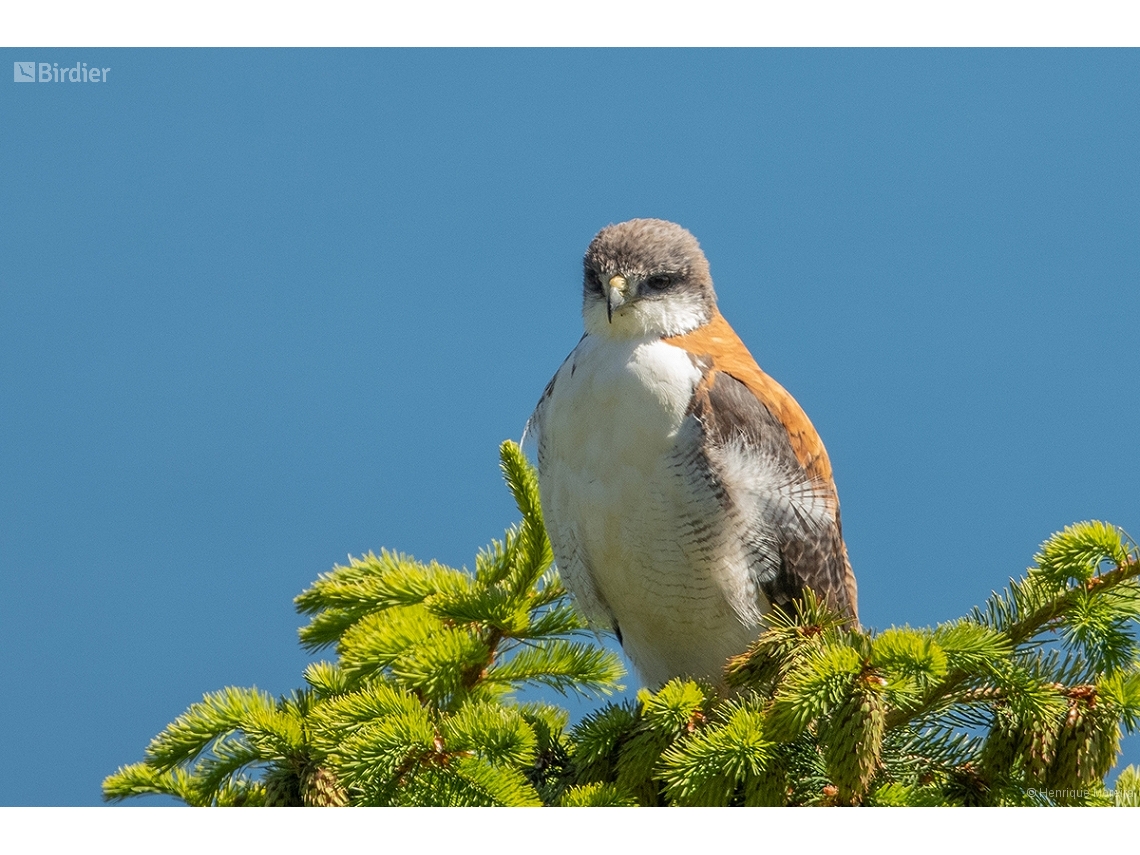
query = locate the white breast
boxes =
[534,335,765,688]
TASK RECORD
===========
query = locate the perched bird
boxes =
[527,219,857,689]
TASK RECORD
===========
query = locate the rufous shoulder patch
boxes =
[664,312,835,487]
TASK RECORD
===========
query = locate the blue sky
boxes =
[1,49,1138,806]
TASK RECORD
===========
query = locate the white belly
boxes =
[536,336,762,687]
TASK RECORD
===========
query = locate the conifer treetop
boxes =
[104,443,1140,807]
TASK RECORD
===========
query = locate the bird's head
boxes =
[582,219,717,339]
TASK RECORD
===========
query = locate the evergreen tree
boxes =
[105,442,1140,806]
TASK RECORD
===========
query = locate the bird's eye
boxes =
[645,274,673,291]
[585,269,603,293]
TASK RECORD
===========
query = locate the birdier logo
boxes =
[14,62,111,83]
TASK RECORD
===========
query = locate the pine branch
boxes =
[1008,559,1140,647]
[143,687,280,770]
[484,640,624,697]
[889,555,1140,730]
[102,763,205,805]
[442,700,538,767]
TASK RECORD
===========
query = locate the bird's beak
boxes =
[606,275,628,323]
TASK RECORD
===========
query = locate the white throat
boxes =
[582,291,711,340]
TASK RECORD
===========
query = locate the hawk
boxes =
[527,219,857,689]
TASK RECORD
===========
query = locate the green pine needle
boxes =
[766,642,864,741]
[443,700,538,767]
[560,782,638,806]
[660,700,773,806]
[485,640,625,697]
[102,763,203,804]
[1034,521,1136,589]
[143,686,280,770]
[1114,765,1140,807]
